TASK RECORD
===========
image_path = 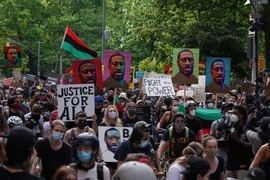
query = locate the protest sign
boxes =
[129,66,135,89]
[4,78,14,86]
[191,75,206,102]
[143,78,175,96]
[57,84,95,121]
[136,71,145,79]
[176,90,194,97]
[99,126,133,162]
[12,71,22,82]
[241,82,254,94]
[45,72,61,91]
[136,106,151,124]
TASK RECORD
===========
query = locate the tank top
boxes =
[261,143,270,179]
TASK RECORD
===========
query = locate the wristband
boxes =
[99,160,104,163]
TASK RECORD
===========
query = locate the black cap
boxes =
[76,133,99,154]
[181,158,210,175]
[221,102,234,111]
[244,167,266,180]
[6,127,36,163]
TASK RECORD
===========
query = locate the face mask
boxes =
[77,122,87,129]
[189,109,196,117]
[128,110,136,116]
[162,106,167,110]
[95,108,102,114]
[205,149,218,157]
[108,112,117,119]
[32,114,41,121]
[77,151,91,162]
[51,131,64,141]
[175,123,184,129]
[172,106,178,112]
[138,140,148,148]
[44,111,50,117]
[12,104,21,111]
[207,103,214,109]
[230,114,239,124]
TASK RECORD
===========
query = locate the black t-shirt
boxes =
[114,139,155,161]
[35,138,72,180]
[162,127,195,159]
[185,116,202,136]
[209,156,224,180]
[6,110,25,123]
[122,116,143,128]
[0,166,44,180]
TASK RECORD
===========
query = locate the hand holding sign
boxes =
[143,78,175,97]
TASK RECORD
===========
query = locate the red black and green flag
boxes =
[61,26,98,59]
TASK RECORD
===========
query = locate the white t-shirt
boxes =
[167,163,185,180]
[77,162,110,180]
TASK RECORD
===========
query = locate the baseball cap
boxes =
[119,92,127,99]
[50,110,59,124]
[260,117,270,136]
[136,100,144,105]
[51,82,56,86]
[134,121,151,129]
[244,167,266,180]
[16,87,24,92]
[6,126,36,163]
[221,102,234,110]
[126,102,136,108]
[181,158,210,176]
[95,95,104,104]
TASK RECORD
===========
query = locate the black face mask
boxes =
[95,108,102,114]
[32,114,40,121]
[77,122,87,129]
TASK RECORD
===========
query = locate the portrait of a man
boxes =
[72,59,104,95]
[4,46,22,68]
[199,62,206,75]
[78,61,96,84]
[104,128,121,154]
[172,48,199,84]
[164,65,172,75]
[205,58,231,93]
[103,51,131,89]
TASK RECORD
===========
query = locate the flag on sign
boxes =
[61,26,97,59]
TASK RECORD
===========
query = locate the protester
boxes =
[94,95,105,125]
[122,102,143,127]
[35,120,72,180]
[52,166,77,180]
[0,127,43,180]
[70,133,110,180]
[5,96,25,122]
[42,102,56,138]
[167,142,204,180]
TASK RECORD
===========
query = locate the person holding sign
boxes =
[172,49,198,84]
[114,122,155,168]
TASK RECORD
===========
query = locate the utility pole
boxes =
[37,41,45,76]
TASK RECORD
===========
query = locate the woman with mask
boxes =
[35,120,72,180]
[156,100,179,130]
[203,136,225,180]
[167,142,204,180]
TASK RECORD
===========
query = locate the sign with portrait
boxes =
[3,46,22,68]
[103,51,131,89]
[72,59,103,95]
[44,72,61,91]
[143,78,175,96]
[205,57,231,93]
[164,65,172,75]
[172,48,199,85]
[57,84,95,121]
[98,126,133,162]
[129,66,135,89]
[199,61,206,75]
[12,71,22,82]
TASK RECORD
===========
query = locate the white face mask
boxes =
[172,106,178,112]
[189,109,196,117]
[230,114,239,124]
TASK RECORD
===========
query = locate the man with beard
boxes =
[172,49,198,84]
[104,53,129,88]
[206,59,229,93]
[4,96,25,123]
[103,128,121,154]
[78,61,103,95]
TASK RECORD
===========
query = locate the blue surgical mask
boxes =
[51,131,64,141]
[77,151,91,162]
[44,111,51,117]
[138,140,148,148]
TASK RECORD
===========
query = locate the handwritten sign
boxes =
[143,78,175,96]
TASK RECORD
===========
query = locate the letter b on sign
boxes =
[122,129,130,138]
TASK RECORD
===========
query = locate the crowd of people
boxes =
[0,83,269,180]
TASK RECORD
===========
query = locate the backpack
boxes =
[167,125,189,159]
[69,162,104,180]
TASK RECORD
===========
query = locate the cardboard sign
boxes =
[99,126,133,162]
[136,71,145,79]
[129,66,135,89]
[4,78,14,86]
[136,106,151,124]
[3,46,22,68]
[191,75,206,102]
[241,82,254,94]
[176,90,194,97]
[45,72,61,91]
[10,82,23,88]
[143,78,175,96]
[205,57,231,93]
[57,84,95,121]
[103,51,131,89]
[144,72,171,79]
[172,48,199,84]
[12,71,22,82]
